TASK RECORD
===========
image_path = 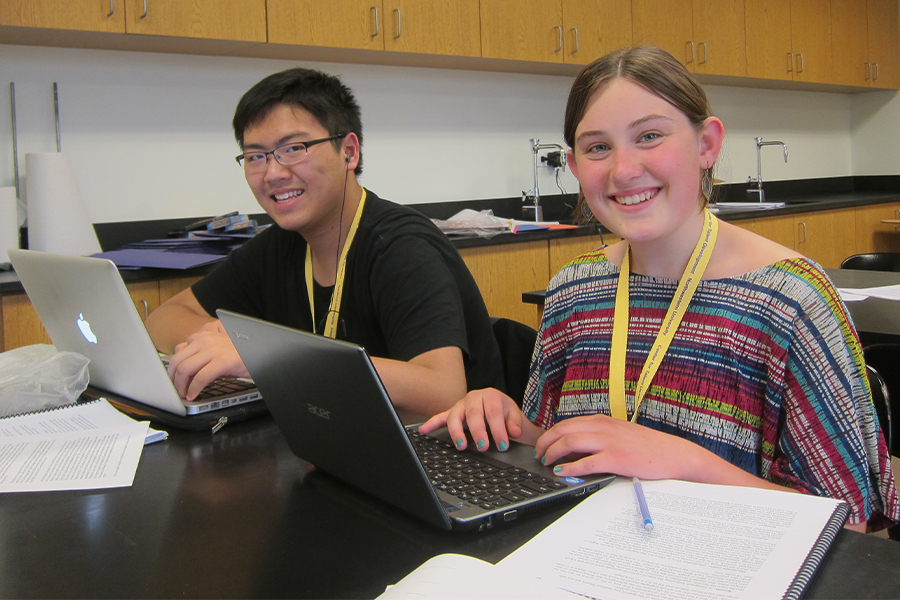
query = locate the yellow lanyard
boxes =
[305,188,367,338]
[608,209,718,422]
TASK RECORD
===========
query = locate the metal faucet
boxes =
[748,136,788,202]
[522,138,566,221]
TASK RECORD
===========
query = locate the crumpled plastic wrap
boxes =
[432,209,510,238]
[0,344,90,418]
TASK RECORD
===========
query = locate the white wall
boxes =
[0,43,890,226]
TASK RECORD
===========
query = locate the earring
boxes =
[701,170,713,202]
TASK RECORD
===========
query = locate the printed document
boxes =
[498,478,844,600]
[0,399,154,492]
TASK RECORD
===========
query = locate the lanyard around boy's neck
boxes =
[608,209,718,422]
[305,188,367,338]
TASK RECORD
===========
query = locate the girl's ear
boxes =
[698,117,725,167]
[566,148,579,181]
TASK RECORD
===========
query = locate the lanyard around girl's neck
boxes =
[305,188,367,338]
[608,209,718,422]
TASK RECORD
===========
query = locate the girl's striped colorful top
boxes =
[523,247,899,527]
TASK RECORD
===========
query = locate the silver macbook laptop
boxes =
[8,249,261,417]
[217,309,614,531]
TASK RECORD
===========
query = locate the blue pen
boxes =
[632,477,654,532]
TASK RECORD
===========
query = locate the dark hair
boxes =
[233,68,364,176]
[564,46,717,218]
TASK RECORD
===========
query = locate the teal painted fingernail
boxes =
[541,456,546,465]
[499,441,508,451]
[553,466,562,474]
[455,439,464,449]
[533,449,537,458]
[477,439,486,449]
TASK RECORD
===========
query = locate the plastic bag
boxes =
[432,209,510,239]
[0,344,90,418]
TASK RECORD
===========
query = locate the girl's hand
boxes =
[419,388,541,451]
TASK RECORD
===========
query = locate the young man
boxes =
[145,68,504,415]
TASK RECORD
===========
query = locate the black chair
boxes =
[840,253,900,272]
[864,344,899,457]
[862,345,900,541]
[490,317,538,406]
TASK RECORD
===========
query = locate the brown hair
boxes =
[564,46,717,220]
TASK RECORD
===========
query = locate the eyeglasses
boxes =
[235,134,347,171]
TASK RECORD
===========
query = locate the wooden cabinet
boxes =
[124,0,266,42]
[831,0,871,86]
[794,207,856,268]
[1,280,173,353]
[268,0,383,50]
[867,0,900,88]
[738,206,876,269]
[561,0,632,66]
[746,0,832,84]
[736,213,796,250]
[382,1,481,56]
[833,0,900,88]
[480,0,565,63]
[549,233,610,277]
[459,241,550,330]
[0,0,125,32]
[633,0,746,76]
[268,0,480,57]
[854,202,900,254]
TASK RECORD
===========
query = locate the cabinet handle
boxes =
[140,299,149,321]
[108,0,114,17]
[698,42,707,65]
[865,62,871,81]
[393,8,401,39]
[796,53,804,74]
[686,40,694,64]
[570,28,579,54]
[554,26,562,53]
[787,52,793,73]
[874,63,880,81]
[370,6,379,38]
[798,221,807,244]
[141,0,148,19]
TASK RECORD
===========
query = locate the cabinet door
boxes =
[159,276,203,304]
[745,0,793,81]
[0,0,125,32]
[268,0,382,49]
[831,0,870,86]
[854,202,900,254]
[384,1,480,57]
[632,0,694,68]
[735,214,796,249]
[692,0,747,76]
[459,241,549,330]
[1,294,51,352]
[795,208,856,268]
[549,235,609,277]
[125,0,266,42]
[791,0,833,83]
[127,281,160,322]
[561,0,632,66]
[480,0,564,63]
[868,0,900,89]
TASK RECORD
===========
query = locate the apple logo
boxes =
[76,313,98,344]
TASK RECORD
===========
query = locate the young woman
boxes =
[421,46,899,532]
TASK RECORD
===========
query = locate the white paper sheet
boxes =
[0,399,158,492]
[498,478,844,600]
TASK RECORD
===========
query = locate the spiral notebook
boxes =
[385,478,849,598]
[384,478,849,600]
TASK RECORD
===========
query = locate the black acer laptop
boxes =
[217,309,613,531]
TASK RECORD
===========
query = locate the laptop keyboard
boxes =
[407,430,568,510]
[195,377,257,401]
